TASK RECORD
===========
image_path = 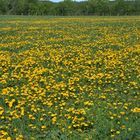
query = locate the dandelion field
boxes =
[0,16,140,140]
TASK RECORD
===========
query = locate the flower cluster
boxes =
[0,16,140,139]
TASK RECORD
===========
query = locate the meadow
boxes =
[0,16,140,140]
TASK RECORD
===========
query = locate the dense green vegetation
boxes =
[0,0,140,16]
[0,16,140,139]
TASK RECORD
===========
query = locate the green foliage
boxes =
[0,0,140,15]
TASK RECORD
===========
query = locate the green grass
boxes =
[0,16,140,140]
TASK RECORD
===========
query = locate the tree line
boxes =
[0,0,140,16]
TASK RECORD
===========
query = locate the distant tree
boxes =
[114,0,126,15]
[96,0,110,15]
[0,0,7,14]
[0,0,140,16]
[88,0,110,15]
[55,0,76,16]
[134,0,140,15]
